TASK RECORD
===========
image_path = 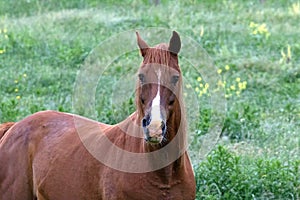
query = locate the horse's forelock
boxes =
[141,45,180,72]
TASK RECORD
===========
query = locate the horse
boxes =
[0,31,196,200]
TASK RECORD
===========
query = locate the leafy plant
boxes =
[195,146,300,200]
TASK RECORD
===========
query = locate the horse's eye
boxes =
[171,75,179,85]
[169,95,176,105]
[138,74,145,84]
[141,97,145,104]
[169,99,175,105]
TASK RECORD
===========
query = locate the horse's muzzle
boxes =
[142,116,166,144]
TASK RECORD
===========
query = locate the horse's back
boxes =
[0,110,108,200]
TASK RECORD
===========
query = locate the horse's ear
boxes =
[168,31,181,55]
[136,32,149,57]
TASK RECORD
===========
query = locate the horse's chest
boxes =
[103,173,194,200]
[124,182,193,200]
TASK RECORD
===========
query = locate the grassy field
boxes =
[0,0,299,199]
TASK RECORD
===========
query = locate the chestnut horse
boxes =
[0,31,196,199]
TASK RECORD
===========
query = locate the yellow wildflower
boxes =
[15,88,19,92]
[242,81,247,89]
[200,26,204,37]
[238,82,243,90]
[236,77,241,82]
[258,23,266,32]
[217,69,222,74]
[195,87,200,92]
[186,84,192,89]
[281,45,292,64]
[197,77,202,82]
[199,83,203,88]
[290,2,300,15]
[14,80,18,84]
[225,65,230,70]
[198,91,203,97]
[0,49,5,54]
[217,80,225,88]
[23,73,27,78]
[249,22,270,38]
[16,96,21,100]
[205,83,209,89]
[287,45,292,60]
[230,85,236,90]
[249,22,256,28]
[239,81,247,90]
[225,94,232,98]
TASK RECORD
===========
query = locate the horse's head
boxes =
[136,31,183,145]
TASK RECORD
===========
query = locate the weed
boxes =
[196,146,300,200]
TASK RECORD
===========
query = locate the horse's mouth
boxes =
[144,129,164,144]
[146,136,163,144]
[142,119,166,144]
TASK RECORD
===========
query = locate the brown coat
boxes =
[0,111,195,199]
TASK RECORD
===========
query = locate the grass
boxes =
[0,0,299,199]
[195,146,300,199]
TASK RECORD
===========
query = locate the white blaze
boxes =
[150,69,162,122]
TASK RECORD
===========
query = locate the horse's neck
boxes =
[148,125,187,186]
[147,154,186,188]
[139,109,187,183]
[118,112,187,175]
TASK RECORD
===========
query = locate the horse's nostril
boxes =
[142,115,151,127]
[161,121,166,133]
[142,118,147,127]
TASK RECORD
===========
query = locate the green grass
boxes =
[0,0,299,199]
[196,146,300,199]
